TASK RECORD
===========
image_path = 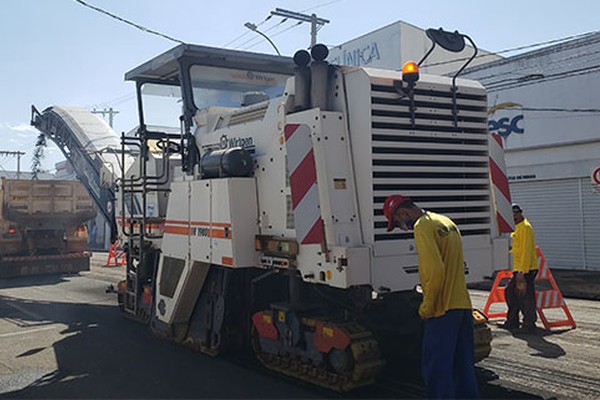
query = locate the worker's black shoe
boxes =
[499,322,519,331]
[518,325,537,334]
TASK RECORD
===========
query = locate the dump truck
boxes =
[0,178,96,278]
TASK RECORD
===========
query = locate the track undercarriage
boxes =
[252,306,384,391]
[118,261,492,392]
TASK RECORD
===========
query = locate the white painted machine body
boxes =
[153,64,509,325]
[119,42,499,384]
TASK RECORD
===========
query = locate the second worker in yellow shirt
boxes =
[502,203,539,333]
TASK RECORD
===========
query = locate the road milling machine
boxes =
[116,29,512,391]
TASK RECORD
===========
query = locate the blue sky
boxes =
[1,0,599,172]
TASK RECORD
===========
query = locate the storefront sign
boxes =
[592,166,600,186]
[488,102,524,138]
[488,115,524,138]
[329,42,381,67]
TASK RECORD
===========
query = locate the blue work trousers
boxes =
[422,309,479,399]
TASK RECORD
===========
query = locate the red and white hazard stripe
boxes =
[284,123,324,245]
[489,133,514,233]
[537,259,549,279]
[535,248,565,308]
[536,290,564,309]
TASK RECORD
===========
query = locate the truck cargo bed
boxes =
[0,252,91,278]
[2,179,95,229]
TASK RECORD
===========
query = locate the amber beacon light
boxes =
[402,61,420,84]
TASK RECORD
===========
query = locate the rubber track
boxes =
[254,321,384,392]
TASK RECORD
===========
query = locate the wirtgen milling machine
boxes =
[117,29,509,391]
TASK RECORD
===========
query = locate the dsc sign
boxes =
[488,115,524,138]
[488,102,524,139]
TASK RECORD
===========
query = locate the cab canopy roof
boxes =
[124,44,296,84]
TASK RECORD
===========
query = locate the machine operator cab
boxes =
[124,45,296,173]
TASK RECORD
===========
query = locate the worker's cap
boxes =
[512,203,523,213]
[383,195,412,232]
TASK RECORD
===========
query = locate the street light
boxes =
[244,22,281,56]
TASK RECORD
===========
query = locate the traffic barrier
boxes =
[534,248,576,330]
[482,270,513,319]
[483,246,576,330]
[106,241,126,267]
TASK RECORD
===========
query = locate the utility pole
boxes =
[270,8,330,48]
[92,107,120,128]
[0,150,25,179]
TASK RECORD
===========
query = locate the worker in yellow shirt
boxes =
[383,195,479,399]
[502,203,539,333]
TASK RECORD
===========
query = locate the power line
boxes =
[73,0,186,45]
[223,30,253,48]
[235,18,291,50]
[270,21,306,39]
[236,15,306,51]
[225,0,340,48]
[520,107,600,113]
[242,21,304,52]
[270,8,329,48]
[486,62,600,92]
[94,92,136,109]
[262,17,288,34]
[70,0,600,104]
[299,0,344,13]
[464,35,600,84]
[91,108,120,128]
[447,33,600,94]
[223,14,274,48]
[469,46,600,86]
[0,151,26,178]
[423,30,597,69]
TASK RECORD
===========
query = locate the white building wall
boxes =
[461,33,600,270]
[328,21,502,75]
[329,21,600,270]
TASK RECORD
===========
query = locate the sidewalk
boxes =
[469,269,600,300]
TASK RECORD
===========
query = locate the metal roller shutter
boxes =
[582,177,600,270]
[510,178,584,270]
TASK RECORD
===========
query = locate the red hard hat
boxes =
[383,195,411,232]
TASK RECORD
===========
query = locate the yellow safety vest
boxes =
[510,218,539,273]
[414,212,472,319]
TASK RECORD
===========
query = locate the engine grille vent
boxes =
[371,83,492,241]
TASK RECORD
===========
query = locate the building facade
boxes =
[328,20,501,75]
[462,33,600,271]
[331,22,600,270]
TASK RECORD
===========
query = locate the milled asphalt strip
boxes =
[481,356,600,399]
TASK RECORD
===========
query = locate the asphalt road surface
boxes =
[471,290,600,400]
[0,259,326,399]
[1,254,599,399]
